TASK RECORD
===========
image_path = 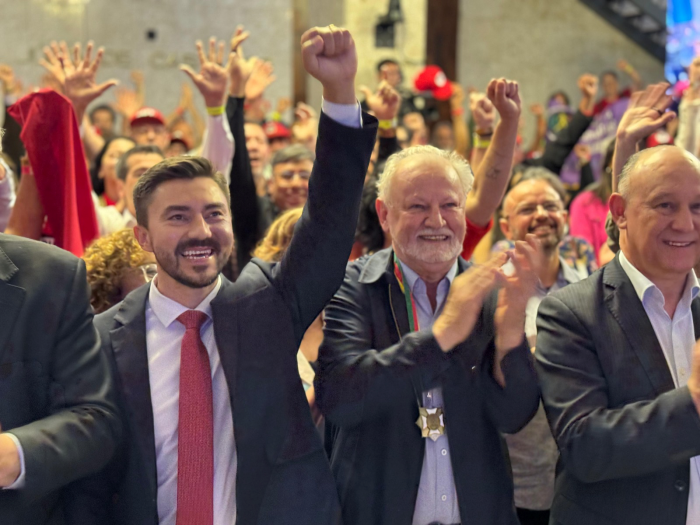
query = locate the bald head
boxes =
[618,146,700,200]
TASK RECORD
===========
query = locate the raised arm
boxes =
[180,36,235,176]
[464,78,521,226]
[612,83,675,191]
[273,25,377,340]
[360,80,401,161]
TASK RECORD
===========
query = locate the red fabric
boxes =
[593,88,632,116]
[176,310,214,525]
[461,216,493,261]
[8,89,99,256]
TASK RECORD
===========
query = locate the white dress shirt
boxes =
[146,276,236,525]
[199,114,235,183]
[619,251,700,525]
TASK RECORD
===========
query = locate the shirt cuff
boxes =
[2,433,25,490]
[321,98,362,129]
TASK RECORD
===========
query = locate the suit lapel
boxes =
[0,245,24,363]
[111,285,158,499]
[211,279,238,413]
[693,299,700,341]
[604,256,675,395]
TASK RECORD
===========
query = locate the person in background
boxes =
[89,103,117,140]
[264,120,292,153]
[165,132,190,157]
[83,228,157,314]
[569,140,615,265]
[497,171,581,525]
[90,136,136,205]
[114,145,165,228]
[594,59,642,116]
[676,55,700,158]
[129,107,171,152]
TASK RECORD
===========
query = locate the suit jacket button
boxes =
[675,480,687,492]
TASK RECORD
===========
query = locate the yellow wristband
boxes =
[473,133,491,149]
[378,119,397,130]
[206,105,225,116]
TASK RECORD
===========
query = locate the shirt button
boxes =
[441,495,447,502]
[675,480,687,492]
[441,449,447,456]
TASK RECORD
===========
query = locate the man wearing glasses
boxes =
[497,167,581,525]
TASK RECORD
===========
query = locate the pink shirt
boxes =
[568,190,608,264]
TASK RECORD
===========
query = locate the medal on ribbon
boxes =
[394,253,447,440]
[415,407,445,441]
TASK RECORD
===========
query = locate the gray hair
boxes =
[271,144,315,168]
[617,146,700,199]
[377,145,474,204]
[514,167,567,203]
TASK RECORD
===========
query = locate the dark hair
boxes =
[271,144,315,168]
[355,178,385,254]
[601,70,619,81]
[89,104,116,123]
[548,90,570,107]
[91,136,136,194]
[590,140,615,204]
[133,156,231,227]
[116,145,164,181]
[377,59,400,72]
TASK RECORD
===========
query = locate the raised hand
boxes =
[301,25,357,104]
[114,86,141,118]
[616,82,675,146]
[0,65,18,96]
[529,103,544,118]
[180,37,232,108]
[40,41,118,121]
[487,78,521,123]
[470,92,495,134]
[432,252,508,352]
[359,80,401,121]
[228,27,258,98]
[246,60,275,102]
[578,74,598,100]
[450,82,465,112]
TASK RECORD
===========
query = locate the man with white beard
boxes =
[315,78,542,525]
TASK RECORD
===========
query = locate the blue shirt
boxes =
[399,258,461,525]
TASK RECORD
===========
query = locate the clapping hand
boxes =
[301,25,357,104]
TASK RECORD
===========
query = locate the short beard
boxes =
[399,237,463,265]
[153,238,230,289]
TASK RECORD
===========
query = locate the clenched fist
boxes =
[301,25,357,105]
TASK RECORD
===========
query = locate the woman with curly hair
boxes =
[83,228,156,313]
[254,207,320,410]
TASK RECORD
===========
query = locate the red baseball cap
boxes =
[264,121,291,141]
[130,107,166,128]
[169,130,191,151]
[414,65,452,101]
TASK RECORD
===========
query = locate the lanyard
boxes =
[393,253,420,333]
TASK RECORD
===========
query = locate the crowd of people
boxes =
[1,19,700,525]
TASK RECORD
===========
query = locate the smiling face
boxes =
[376,154,466,278]
[245,122,271,177]
[501,179,567,254]
[613,147,700,284]
[134,176,233,291]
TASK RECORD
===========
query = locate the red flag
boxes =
[8,89,99,256]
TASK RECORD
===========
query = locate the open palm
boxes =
[181,38,231,108]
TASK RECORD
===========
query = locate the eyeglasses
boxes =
[138,263,158,282]
[278,170,311,182]
[511,201,564,218]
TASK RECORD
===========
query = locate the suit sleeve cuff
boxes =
[2,433,26,490]
[321,98,363,129]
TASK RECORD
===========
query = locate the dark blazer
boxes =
[70,112,377,525]
[315,248,540,525]
[0,234,121,525]
[535,254,700,525]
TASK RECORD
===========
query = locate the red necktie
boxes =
[176,310,214,525]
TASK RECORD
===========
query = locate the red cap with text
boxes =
[130,107,166,128]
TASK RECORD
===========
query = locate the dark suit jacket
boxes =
[315,249,540,525]
[70,112,377,525]
[0,234,121,525]
[535,254,700,525]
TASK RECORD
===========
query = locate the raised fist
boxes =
[487,78,521,123]
[301,25,357,104]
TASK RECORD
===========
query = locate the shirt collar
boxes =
[148,275,222,328]
[618,250,699,309]
[398,257,459,293]
[558,256,582,286]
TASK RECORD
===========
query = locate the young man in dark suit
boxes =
[69,24,377,525]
